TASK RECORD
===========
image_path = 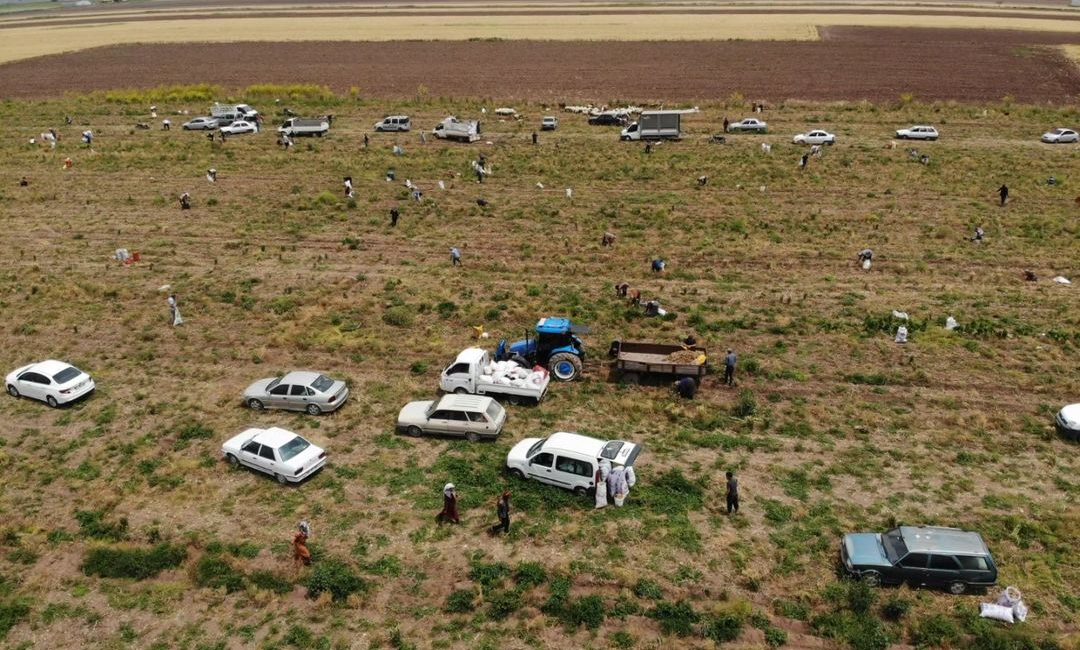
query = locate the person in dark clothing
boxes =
[19,177,28,187]
[675,376,697,399]
[683,334,697,346]
[723,117,729,133]
[179,193,191,210]
[390,207,399,227]
[531,131,538,145]
[436,483,460,524]
[363,134,369,149]
[724,349,737,386]
[999,184,1009,206]
[490,491,511,535]
[726,471,739,514]
[800,153,809,169]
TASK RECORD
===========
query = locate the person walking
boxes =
[675,376,697,399]
[531,131,538,145]
[971,226,984,243]
[998,184,1009,207]
[651,258,666,273]
[450,247,462,266]
[344,176,354,199]
[490,491,511,535]
[800,153,809,169]
[167,294,183,326]
[726,472,739,514]
[363,134,369,149]
[292,521,312,568]
[390,207,400,227]
[594,458,610,509]
[724,349,737,387]
[436,483,460,524]
[723,117,729,133]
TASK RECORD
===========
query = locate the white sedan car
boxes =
[895,125,938,140]
[729,118,768,133]
[6,360,95,408]
[182,117,219,130]
[1041,128,1078,144]
[220,120,258,135]
[222,427,326,484]
[793,130,836,145]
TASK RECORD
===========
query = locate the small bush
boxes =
[436,301,457,318]
[561,595,605,630]
[177,423,213,441]
[846,581,876,615]
[249,570,293,594]
[513,562,547,588]
[648,600,699,636]
[193,555,244,593]
[76,510,128,541]
[486,589,522,620]
[0,599,31,640]
[284,624,315,647]
[910,614,961,647]
[881,595,911,621]
[409,361,428,376]
[306,559,369,602]
[382,306,415,328]
[634,578,664,600]
[444,589,476,613]
[765,626,788,647]
[469,560,511,588]
[733,390,757,418]
[702,612,744,643]
[82,543,187,580]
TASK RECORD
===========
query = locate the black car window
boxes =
[242,441,261,454]
[258,446,276,461]
[290,385,307,396]
[956,556,989,571]
[465,411,487,423]
[444,410,469,422]
[929,555,959,571]
[531,452,553,467]
[899,553,929,569]
[555,456,592,477]
[270,384,290,396]
[53,367,82,383]
[305,387,315,396]
[446,363,470,376]
[882,530,909,563]
[430,410,453,420]
[19,372,49,384]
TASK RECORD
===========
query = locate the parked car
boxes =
[243,371,349,415]
[506,431,641,495]
[374,115,411,132]
[222,426,326,484]
[1055,403,1080,441]
[793,130,836,145]
[397,394,506,442]
[182,117,219,130]
[541,116,559,131]
[895,125,938,140]
[840,526,997,594]
[220,120,258,135]
[588,112,629,126]
[6,359,95,408]
[728,118,768,133]
[1041,128,1078,144]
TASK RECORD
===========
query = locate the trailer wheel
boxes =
[549,354,582,381]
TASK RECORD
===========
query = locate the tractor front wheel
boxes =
[549,353,582,381]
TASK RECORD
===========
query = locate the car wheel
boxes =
[275,473,288,485]
[46,395,59,408]
[948,581,967,595]
[509,469,525,480]
[454,387,468,395]
[406,426,423,438]
[466,431,480,443]
[247,398,264,411]
[6,385,18,398]
[573,486,588,496]
[860,571,882,587]
[549,353,582,381]
[226,454,239,467]
[306,404,322,416]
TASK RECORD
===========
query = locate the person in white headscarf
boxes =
[436,483,459,524]
[608,466,628,506]
[594,458,611,509]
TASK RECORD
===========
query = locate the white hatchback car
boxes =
[896,125,938,140]
[397,394,506,442]
[1041,128,1078,144]
[6,360,95,407]
[793,130,836,145]
[222,427,326,484]
[220,120,258,135]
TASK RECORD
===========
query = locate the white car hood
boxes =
[507,437,541,465]
[1060,404,1080,427]
[398,401,434,425]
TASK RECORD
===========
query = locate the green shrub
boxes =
[846,581,876,615]
[633,578,664,600]
[648,600,699,636]
[284,624,315,647]
[0,599,30,640]
[82,544,187,579]
[910,614,961,647]
[409,361,428,376]
[765,626,788,647]
[881,595,911,621]
[469,560,510,588]
[733,390,757,418]
[436,301,457,318]
[561,595,605,630]
[306,559,369,602]
[486,589,522,620]
[193,555,244,593]
[76,510,128,541]
[702,612,744,643]
[382,306,415,328]
[177,423,213,441]
[513,561,547,588]
[444,589,476,613]
[249,570,293,594]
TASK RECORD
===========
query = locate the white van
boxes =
[506,431,641,494]
[374,115,411,132]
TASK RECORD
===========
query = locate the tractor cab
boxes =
[497,317,588,381]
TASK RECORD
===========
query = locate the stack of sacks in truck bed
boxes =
[481,360,549,388]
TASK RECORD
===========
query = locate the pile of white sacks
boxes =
[482,360,548,388]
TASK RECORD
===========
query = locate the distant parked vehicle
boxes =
[432,116,480,142]
[1041,128,1078,144]
[588,111,630,126]
[279,117,329,137]
[211,102,258,122]
[374,115,411,132]
[182,117,219,130]
[1055,403,1080,441]
[895,125,938,140]
[621,111,683,141]
[506,431,641,495]
[397,394,507,442]
[222,426,326,484]
[6,359,95,408]
[840,526,997,594]
[728,118,768,133]
[793,130,836,145]
[243,371,349,415]
[541,116,559,131]
[220,120,258,136]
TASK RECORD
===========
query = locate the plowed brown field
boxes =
[1,26,1079,103]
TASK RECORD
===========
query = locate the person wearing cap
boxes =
[437,483,460,524]
[490,490,511,535]
[293,521,312,568]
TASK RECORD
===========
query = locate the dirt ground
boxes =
[1,27,1078,103]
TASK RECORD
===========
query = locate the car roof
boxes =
[454,348,488,364]
[1060,403,1080,418]
[898,526,989,555]
[536,317,570,334]
[544,431,606,456]
[436,394,495,411]
[30,359,73,375]
[281,371,321,385]
[251,427,299,448]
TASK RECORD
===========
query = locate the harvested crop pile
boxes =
[667,350,703,364]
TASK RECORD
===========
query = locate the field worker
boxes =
[675,376,697,399]
[206,168,217,183]
[724,349,737,387]
[999,184,1009,206]
[450,247,462,266]
[857,248,873,271]
[167,294,183,326]
[436,483,460,524]
[723,117,729,133]
[162,119,171,131]
[82,130,93,146]
[532,131,538,145]
[420,131,427,145]
[489,491,511,535]
[683,334,697,346]
[651,258,666,273]
[972,226,984,243]
[363,134,369,149]
[895,325,908,344]
[179,192,191,210]
[343,176,354,199]
[19,177,28,187]
[390,207,400,227]
[150,105,157,118]
[608,465,628,507]
[726,471,739,514]
[800,153,809,169]
[602,232,616,247]
[594,458,611,509]
[292,522,312,568]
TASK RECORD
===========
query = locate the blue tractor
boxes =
[496,317,587,381]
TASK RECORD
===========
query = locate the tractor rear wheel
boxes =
[549,353,582,381]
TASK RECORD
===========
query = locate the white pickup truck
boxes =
[440,347,549,404]
[279,117,330,137]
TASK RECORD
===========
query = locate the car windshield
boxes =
[267,378,281,391]
[1054,129,1067,135]
[882,529,908,562]
[278,436,310,462]
[527,438,546,457]
[311,375,334,393]
[485,400,502,419]
[52,367,82,383]
[600,441,625,460]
